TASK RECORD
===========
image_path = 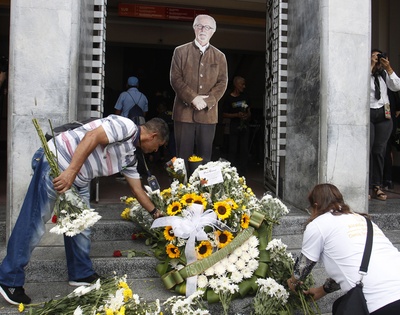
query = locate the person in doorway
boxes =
[287,183,400,314]
[222,76,252,175]
[114,76,149,125]
[369,49,400,200]
[0,115,168,305]
[170,14,228,168]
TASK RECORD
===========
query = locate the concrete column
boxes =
[319,0,370,212]
[285,0,370,212]
[6,1,85,235]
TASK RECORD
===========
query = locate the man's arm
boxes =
[125,177,160,217]
[53,126,109,193]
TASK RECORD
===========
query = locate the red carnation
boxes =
[51,215,57,223]
[113,250,122,257]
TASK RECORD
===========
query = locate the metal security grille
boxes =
[91,0,107,117]
[265,0,288,195]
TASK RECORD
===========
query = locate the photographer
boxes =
[369,49,400,201]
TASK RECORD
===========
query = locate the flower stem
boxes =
[32,118,60,178]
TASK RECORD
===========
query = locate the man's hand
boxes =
[192,95,208,110]
[53,169,78,194]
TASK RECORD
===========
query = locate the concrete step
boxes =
[1,202,400,314]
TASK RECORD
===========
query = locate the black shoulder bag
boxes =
[332,216,373,315]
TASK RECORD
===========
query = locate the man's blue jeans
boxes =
[0,148,94,287]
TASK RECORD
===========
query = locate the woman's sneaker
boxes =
[68,273,102,286]
[0,283,31,305]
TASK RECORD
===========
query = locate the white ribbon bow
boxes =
[151,203,229,296]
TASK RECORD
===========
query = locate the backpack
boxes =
[45,118,97,141]
[45,118,132,144]
[127,92,145,125]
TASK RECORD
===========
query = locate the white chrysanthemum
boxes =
[197,275,208,289]
[226,261,237,273]
[248,247,260,259]
[230,270,244,283]
[240,251,251,263]
[233,246,243,257]
[256,278,289,304]
[208,278,218,291]
[240,242,250,252]
[104,288,124,311]
[242,268,254,279]
[248,235,260,248]
[247,259,259,272]
[204,266,215,277]
[73,306,83,315]
[214,263,226,277]
[235,258,246,271]
[228,253,239,264]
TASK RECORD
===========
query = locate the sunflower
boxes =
[164,226,175,241]
[166,244,180,258]
[167,201,182,216]
[192,194,207,209]
[225,198,239,210]
[241,213,250,228]
[180,193,197,206]
[213,201,232,220]
[216,230,234,248]
[196,240,213,259]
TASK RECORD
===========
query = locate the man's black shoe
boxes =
[68,273,102,287]
[0,283,31,305]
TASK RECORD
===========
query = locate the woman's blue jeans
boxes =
[0,148,94,287]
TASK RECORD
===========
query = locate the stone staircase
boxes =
[1,200,400,314]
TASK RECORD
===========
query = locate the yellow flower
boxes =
[123,288,133,302]
[216,230,234,248]
[188,155,203,162]
[18,303,24,312]
[166,244,180,258]
[213,201,231,220]
[119,281,129,289]
[241,213,250,228]
[117,306,126,315]
[180,193,196,206]
[225,198,238,210]
[106,309,113,315]
[196,240,213,259]
[161,188,172,199]
[164,226,175,241]
[125,197,135,204]
[121,208,131,220]
[167,201,182,216]
[192,194,207,209]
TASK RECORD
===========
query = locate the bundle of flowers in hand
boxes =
[165,157,187,184]
[24,274,161,315]
[32,119,101,237]
[121,159,319,314]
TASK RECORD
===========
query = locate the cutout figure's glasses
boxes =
[194,24,214,31]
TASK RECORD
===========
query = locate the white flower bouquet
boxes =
[23,274,161,315]
[33,118,101,237]
[165,157,187,184]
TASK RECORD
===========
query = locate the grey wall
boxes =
[285,0,320,207]
[284,0,370,211]
[7,0,94,232]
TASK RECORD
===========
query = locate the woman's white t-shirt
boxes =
[302,212,400,312]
